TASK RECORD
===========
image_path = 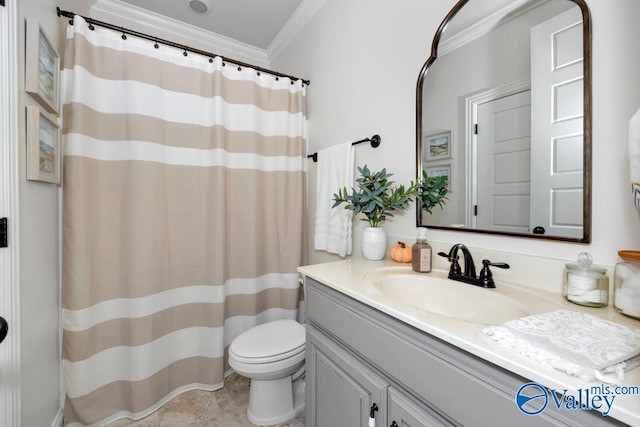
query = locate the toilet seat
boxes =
[229,319,305,365]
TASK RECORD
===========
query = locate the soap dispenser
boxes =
[412,228,432,273]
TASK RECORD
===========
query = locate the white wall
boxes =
[15,2,92,424]
[272,0,640,268]
[17,0,61,420]
[14,0,88,425]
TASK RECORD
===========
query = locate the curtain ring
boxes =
[154,40,159,49]
[121,32,127,40]
[88,23,95,31]
[183,50,188,57]
[237,66,242,71]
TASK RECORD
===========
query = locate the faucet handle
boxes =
[438,251,461,276]
[482,259,510,269]
[478,259,510,288]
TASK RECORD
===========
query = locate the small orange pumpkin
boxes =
[390,241,412,263]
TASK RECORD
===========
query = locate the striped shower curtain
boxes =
[61,16,306,426]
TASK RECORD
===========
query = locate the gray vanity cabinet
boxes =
[304,277,628,427]
[307,326,387,426]
[308,322,445,427]
[388,387,449,427]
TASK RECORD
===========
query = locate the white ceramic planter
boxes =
[362,226,387,260]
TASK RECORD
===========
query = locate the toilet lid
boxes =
[229,319,305,364]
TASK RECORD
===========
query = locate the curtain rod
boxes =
[307,135,381,163]
[56,7,310,86]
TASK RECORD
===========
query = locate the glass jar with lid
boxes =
[562,252,608,307]
[614,250,640,320]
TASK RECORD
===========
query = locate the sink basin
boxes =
[362,268,531,325]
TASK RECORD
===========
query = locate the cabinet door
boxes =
[388,387,453,427]
[307,325,387,427]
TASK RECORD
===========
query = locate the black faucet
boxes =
[438,244,510,288]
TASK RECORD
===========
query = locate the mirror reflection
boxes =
[417,0,591,242]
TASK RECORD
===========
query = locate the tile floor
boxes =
[105,374,305,427]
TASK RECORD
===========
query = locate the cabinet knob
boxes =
[0,316,7,344]
[369,403,379,426]
[390,422,399,427]
[369,403,378,418]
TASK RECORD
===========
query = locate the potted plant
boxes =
[418,169,448,214]
[332,165,419,260]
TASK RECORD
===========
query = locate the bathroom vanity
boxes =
[299,259,639,427]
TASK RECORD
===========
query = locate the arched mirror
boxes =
[416,0,591,242]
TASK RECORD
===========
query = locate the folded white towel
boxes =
[484,309,640,384]
[314,142,355,257]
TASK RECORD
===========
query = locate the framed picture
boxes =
[424,131,451,161]
[25,19,60,115]
[425,164,451,190]
[26,106,61,185]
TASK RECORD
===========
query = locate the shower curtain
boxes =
[61,16,306,426]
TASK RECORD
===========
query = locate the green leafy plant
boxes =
[332,165,419,227]
[418,169,448,214]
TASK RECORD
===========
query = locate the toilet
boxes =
[228,319,306,426]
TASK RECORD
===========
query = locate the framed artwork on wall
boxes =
[25,19,60,115]
[425,164,451,190]
[26,106,61,185]
[423,131,452,161]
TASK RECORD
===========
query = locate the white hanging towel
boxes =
[629,107,640,217]
[314,142,355,257]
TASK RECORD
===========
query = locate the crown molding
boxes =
[439,0,542,56]
[267,0,327,61]
[90,0,270,67]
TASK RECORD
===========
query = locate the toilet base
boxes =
[247,376,305,426]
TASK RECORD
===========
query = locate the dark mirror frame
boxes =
[416,0,592,243]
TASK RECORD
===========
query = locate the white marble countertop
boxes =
[298,258,640,426]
